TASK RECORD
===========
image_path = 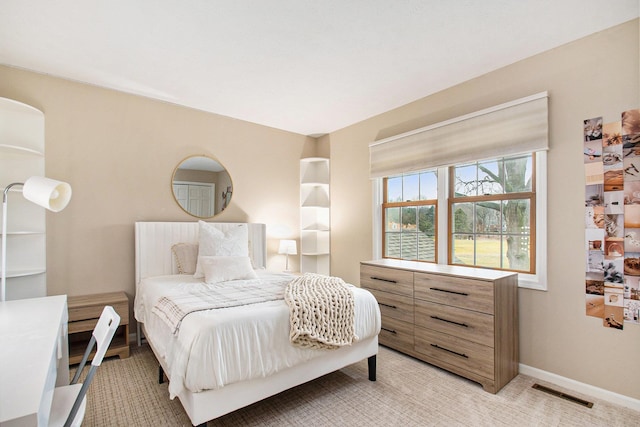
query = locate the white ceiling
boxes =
[1,1,638,136]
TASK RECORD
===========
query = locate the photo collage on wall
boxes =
[585,109,640,329]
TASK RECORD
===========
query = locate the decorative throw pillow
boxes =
[171,243,198,274]
[201,256,258,284]
[194,221,249,278]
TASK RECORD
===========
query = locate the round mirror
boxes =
[172,155,233,218]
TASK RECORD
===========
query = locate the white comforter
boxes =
[135,271,381,399]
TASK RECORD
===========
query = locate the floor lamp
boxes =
[1,176,72,301]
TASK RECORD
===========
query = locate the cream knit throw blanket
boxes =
[285,273,356,350]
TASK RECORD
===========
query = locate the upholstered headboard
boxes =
[134,221,267,287]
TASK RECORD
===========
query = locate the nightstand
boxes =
[67,291,130,364]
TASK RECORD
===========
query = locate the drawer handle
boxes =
[429,287,469,296]
[431,315,468,328]
[371,276,397,284]
[379,302,397,309]
[430,343,468,359]
[381,327,397,334]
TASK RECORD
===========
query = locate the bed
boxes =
[134,221,381,426]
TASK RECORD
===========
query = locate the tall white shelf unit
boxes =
[0,97,47,300]
[300,157,330,274]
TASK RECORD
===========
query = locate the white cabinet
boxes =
[300,158,330,274]
[0,97,47,300]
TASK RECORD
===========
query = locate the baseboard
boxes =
[519,363,640,411]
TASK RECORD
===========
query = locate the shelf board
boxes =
[0,230,46,236]
[301,252,330,256]
[1,269,46,278]
[0,144,44,156]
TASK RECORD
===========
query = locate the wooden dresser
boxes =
[67,291,130,364]
[361,259,518,393]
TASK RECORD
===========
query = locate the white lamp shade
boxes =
[278,239,297,255]
[22,176,72,212]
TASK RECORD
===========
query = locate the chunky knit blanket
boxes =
[285,273,356,350]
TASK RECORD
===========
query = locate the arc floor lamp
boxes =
[1,176,72,301]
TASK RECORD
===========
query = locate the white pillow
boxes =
[194,221,249,278]
[201,256,258,284]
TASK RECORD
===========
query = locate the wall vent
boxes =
[532,383,594,408]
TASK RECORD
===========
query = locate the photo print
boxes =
[586,183,604,207]
[623,157,640,181]
[624,204,640,228]
[603,121,622,146]
[623,252,640,276]
[604,237,624,258]
[603,258,624,284]
[584,139,602,163]
[602,144,623,170]
[604,169,623,191]
[624,299,640,323]
[603,305,624,329]
[624,180,640,205]
[584,117,603,141]
[622,109,640,136]
[604,190,623,214]
[586,205,604,229]
[585,162,604,185]
[624,227,640,252]
[604,214,624,238]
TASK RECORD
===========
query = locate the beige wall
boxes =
[329,19,640,400]
[0,66,316,300]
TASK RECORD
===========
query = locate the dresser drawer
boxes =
[414,300,494,347]
[415,327,494,380]
[361,264,413,297]
[414,273,494,314]
[366,288,414,323]
[379,316,414,353]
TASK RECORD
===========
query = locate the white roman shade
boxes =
[369,92,549,178]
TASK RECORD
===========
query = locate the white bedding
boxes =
[136,270,381,399]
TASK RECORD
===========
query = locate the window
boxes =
[382,171,437,261]
[382,153,537,275]
[370,93,548,289]
[449,154,535,273]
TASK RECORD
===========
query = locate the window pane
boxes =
[475,201,502,234]
[474,235,504,269]
[477,159,503,195]
[452,202,473,233]
[417,233,435,261]
[387,176,402,202]
[452,235,474,266]
[418,205,436,236]
[454,163,477,196]
[503,199,531,271]
[419,171,437,200]
[385,207,400,231]
[402,206,417,230]
[504,155,532,193]
[401,233,417,259]
[385,232,401,258]
[403,174,420,201]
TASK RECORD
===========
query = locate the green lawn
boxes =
[452,238,508,269]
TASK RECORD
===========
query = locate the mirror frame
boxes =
[171,155,233,218]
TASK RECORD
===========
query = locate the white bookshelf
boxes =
[300,157,330,274]
[0,98,47,300]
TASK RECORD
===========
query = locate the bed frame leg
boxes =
[368,355,376,381]
[158,365,165,384]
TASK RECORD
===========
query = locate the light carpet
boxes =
[77,344,639,426]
